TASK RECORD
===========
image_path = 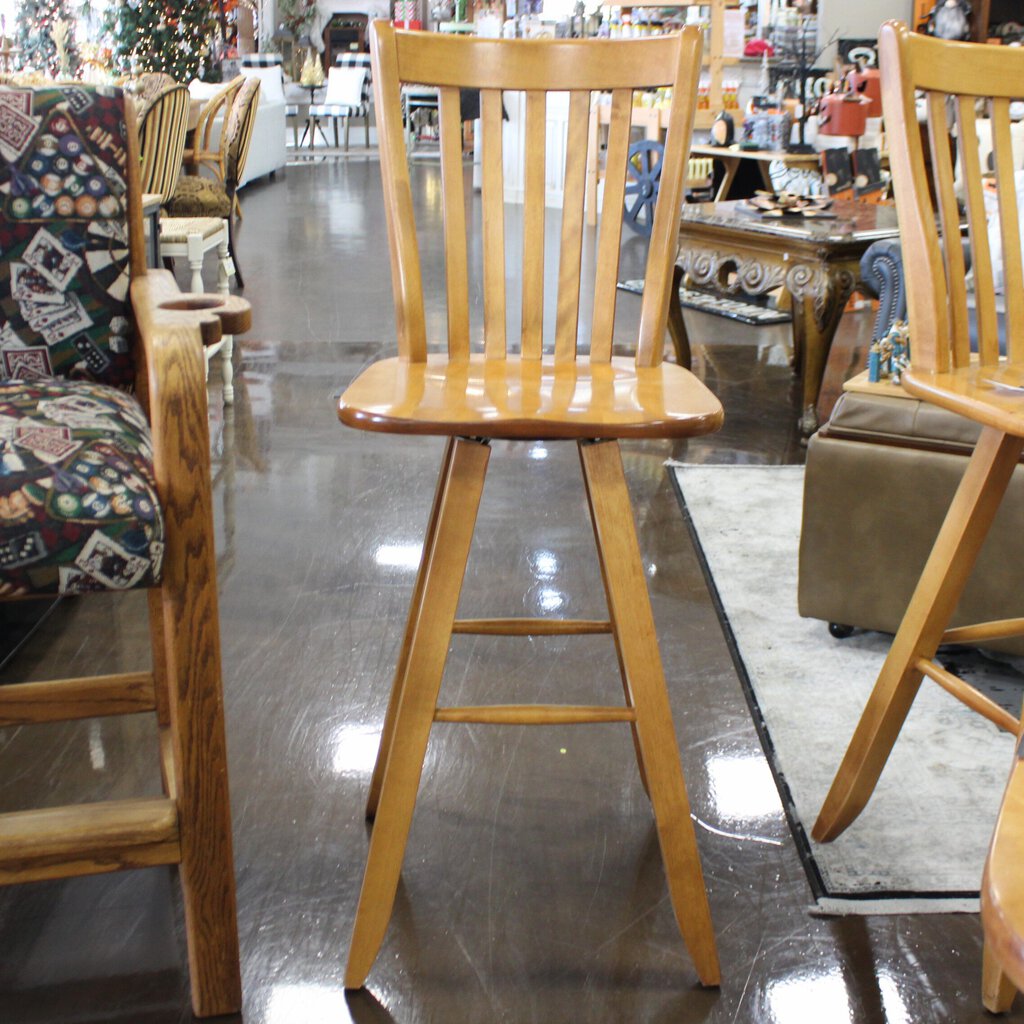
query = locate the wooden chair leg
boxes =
[157,362,241,1016]
[813,427,1024,843]
[345,437,491,990]
[159,579,241,1016]
[578,439,720,988]
[365,438,456,820]
[580,449,650,799]
[983,942,1018,1014]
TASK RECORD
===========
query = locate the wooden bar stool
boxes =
[338,22,724,990]
[811,22,1024,1012]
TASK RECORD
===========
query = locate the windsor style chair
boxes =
[811,21,1024,1012]
[338,21,723,990]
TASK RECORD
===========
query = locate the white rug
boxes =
[671,463,1023,913]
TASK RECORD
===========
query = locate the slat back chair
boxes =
[138,82,191,204]
[813,21,1024,1012]
[339,21,724,991]
[141,84,237,400]
[0,83,250,1017]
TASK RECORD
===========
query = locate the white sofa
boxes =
[188,66,287,188]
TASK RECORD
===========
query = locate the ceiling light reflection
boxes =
[267,983,349,1023]
[332,725,381,777]
[706,753,782,823]
[528,444,549,460]
[766,968,852,1023]
[531,550,558,579]
[373,542,422,570]
[538,587,564,612]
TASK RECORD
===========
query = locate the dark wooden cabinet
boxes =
[323,13,369,67]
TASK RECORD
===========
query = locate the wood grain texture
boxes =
[579,439,719,985]
[521,89,547,361]
[0,673,155,726]
[134,268,242,1016]
[481,88,507,359]
[338,355,723,439]
[438,87,470,357]
[0,799,179,884]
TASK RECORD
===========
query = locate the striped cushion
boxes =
[309,102,368,118]
[240,53,284,67]
[138,84,190,205]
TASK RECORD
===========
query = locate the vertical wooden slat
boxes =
[926,91,969,369]
[438,86,470,359]
[991,96,1024,364]
[521,90,547,360]
[590,88,632,364]
[957,95,1000,366]
[554,90,591,363]
[481,88,507,359]
[637,26,702,367]
[372,23,427,362]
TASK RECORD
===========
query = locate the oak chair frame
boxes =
[339,21,724,991]
[812,21,1024,1013]
[0,92,251,1018]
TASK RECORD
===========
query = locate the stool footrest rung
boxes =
[0,672,156,727]
[915,656,1020,734]
[451,617,612,636]
[434,704,636,724]
[0,797,180,884]
[941,617,1024,645]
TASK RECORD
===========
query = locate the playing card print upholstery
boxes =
[0,379,164,595]
[0,85,160,596]
[0,82,248,1020]
[0,85,133,389]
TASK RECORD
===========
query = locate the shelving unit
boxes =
[608,0,740,130]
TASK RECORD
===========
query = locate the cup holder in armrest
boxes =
[159,296,228,311]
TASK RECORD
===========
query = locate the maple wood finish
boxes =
[812,22,1024,1011]
[339,22,722,992]
[184,76,244,180]
[984,738,1024,1008]
[0,98,250,1018]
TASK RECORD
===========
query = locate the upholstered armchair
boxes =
[0,83,250,1017]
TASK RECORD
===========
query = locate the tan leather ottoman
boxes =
[798,382,1024,655]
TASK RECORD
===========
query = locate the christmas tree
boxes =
[105,0,216,82]
[14,0,81,77]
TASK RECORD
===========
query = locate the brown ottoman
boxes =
[798,381,1024,655]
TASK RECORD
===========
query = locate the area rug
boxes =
[618,278,792,325]
[671,463,1022,914]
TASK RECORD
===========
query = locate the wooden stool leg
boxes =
[345,437,491,990]
[983,942,1018,1013]
[813,427,1024,843]
[578,439,720,987]
[581,451,650,799]
[365,438,456,820]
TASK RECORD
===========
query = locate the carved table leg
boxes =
[788,266,855,437]
[666,263,691,369]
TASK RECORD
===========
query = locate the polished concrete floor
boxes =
[0,152,1020,1024]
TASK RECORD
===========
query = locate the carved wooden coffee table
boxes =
[671,198,901,435]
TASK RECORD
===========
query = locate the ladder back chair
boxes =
[812,21,1024,1012]
[0,83,250,1017]
[339,21,723,990]
[139,85,238,402]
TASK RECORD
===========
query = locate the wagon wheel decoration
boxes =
[623,139,664,237]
